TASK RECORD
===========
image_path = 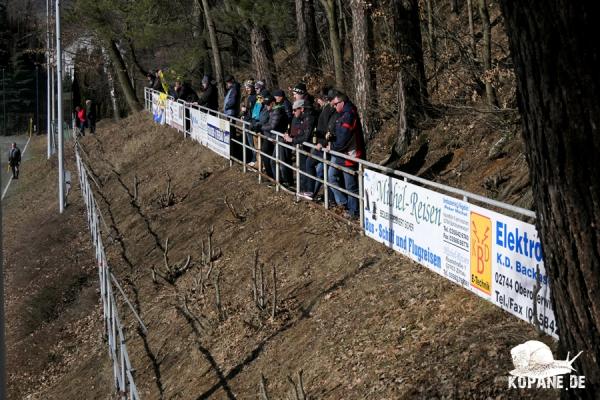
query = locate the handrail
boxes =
[145,87,536,221]
[75,149,142,399]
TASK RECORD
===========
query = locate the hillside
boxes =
[2,113,562,399]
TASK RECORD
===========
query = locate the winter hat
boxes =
[293,82,307,95]
[262,94,275,104]
[273,89,285,97]
[224,74,234,83]
[244,79,255,88]
[255,80,265,89]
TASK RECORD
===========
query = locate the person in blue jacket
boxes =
[223,75,241,118]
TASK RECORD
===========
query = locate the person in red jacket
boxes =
[75,106,87,136]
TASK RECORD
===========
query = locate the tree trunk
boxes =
[192,0,202,39]
[478,0,497,109]
[201,0,224,101]
[250,25,278,89]
[105,38,141,113]
[500,2,600,398]
[296,0,319,72]
[467,0,475,55]
[450,0,459,14]
[101,46,120,121]
[389,0,429,160]
[320,0,344,89]
[426,0,435,58]
[350,0,374,140]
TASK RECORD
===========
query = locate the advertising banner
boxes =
[363,169,557,338]
[167,100,184,131]
[190,108,208,145]
[152,93,166,125]
[205,114,230,159]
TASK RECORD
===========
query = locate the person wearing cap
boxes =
[283,99,317,197]
[327,92,366,219]
[260,94,289,181]
[273,89,293,120]
[255,80,266,95]
[292,82,315,109]
[223,74,241,118]
[197,75,218,111]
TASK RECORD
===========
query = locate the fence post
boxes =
[120,331,126,398]
[242,122,247,173]
[275,134,280,192]
[295,144,300,199]
[358,163,364,231]
[229,118,233,168]
[324,152,329,209]
[258,135,262,184]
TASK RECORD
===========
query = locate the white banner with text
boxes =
[363,169,557,338]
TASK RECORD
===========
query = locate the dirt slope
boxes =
[55,113,556,400]
[3,136,113,399]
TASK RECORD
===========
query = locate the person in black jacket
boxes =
[8,142,21,179]
[197,75,218,111]
[85,99,96,134]
[307,87,337,199]
[273,89,293,120]
[283,99,317,196]
[260,94,289,181]
[176,81,199,103]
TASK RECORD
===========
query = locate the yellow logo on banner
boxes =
[470,212,492,295]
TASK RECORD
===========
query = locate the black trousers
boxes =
[10,163,19,178]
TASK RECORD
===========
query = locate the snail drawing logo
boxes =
[508,340,586,389]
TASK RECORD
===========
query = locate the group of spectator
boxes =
[146,71,366,220]
[74,99,97,136]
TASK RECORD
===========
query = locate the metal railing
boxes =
[75,147,144,400]
[146,87,536,224]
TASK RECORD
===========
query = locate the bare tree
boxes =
[201,0,224,101]
[500,1,600,397]
[104,39,141,113]
[319,0,344,88]
[467,0,475,54]
[350,0,375,139]
[388,0,429,161]
[477,0,497,109]
[250,24,279,89]
[296,0,319,72]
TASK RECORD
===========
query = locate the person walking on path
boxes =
[8,142,21,179]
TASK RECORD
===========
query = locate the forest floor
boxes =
[4,114,560,399]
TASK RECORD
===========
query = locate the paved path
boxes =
[1,135,32,200]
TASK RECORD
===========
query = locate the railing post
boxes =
[295,144,300,199]
[229,118,233,168]
[242,122,247,173]
[257,135,262,184]
[120,333,126,398]
[323,152,329,209]
[275,134,280,192]
[358,163,364,231]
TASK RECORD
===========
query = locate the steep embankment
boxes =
[3,136,113,399]
[66,113,555,399]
